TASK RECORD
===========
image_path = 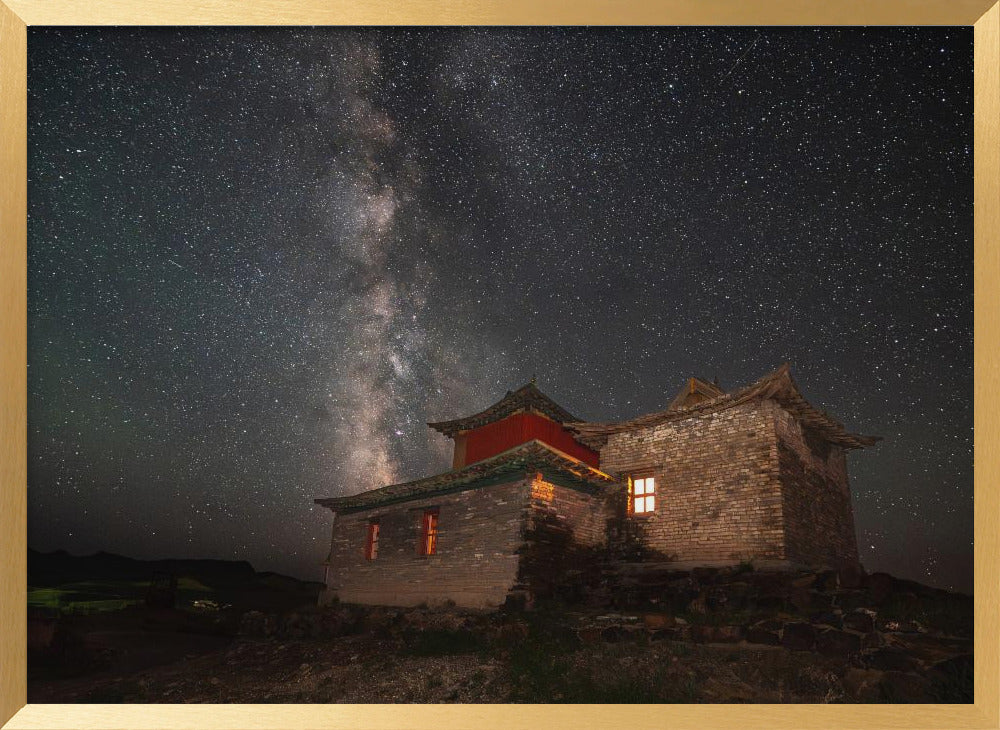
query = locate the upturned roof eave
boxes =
[567,364,881,450]
[426,382,581,437]
[314,439,617,514]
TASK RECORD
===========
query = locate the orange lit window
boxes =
[633,477,656,514]
[420,510,439,556]
[364,520,380,560]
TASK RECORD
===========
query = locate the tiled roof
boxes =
[427,381,580,437]
[314,439,617,514]
[567,364,881,450]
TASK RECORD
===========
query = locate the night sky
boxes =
[27,28,972,592]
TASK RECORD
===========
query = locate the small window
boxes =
[364,520,380,561]
[420,510,439,556]
[632,476,656,514]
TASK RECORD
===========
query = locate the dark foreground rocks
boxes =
[29,602,971,704]
[28,566,972,704]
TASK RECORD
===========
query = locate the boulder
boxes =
[781,622,816,651]
[713,625,742,643]
[814,570,840,592]
[790,588,833,613]
[862,631,887,651]
[751,618,784,632]
[642,613,676,630]
[789,588,813,612]
[834,590,870,612]
[600,625,630,643]
[755,594,786,612]
[809,591,835,610]
[843,609,876,633]
[687,624,740,643]
[865,646,923,672]
[809,611,842,629]
[689,625,714,643]
[650,627,684,641]
[744,627,781,645]
[841,668,884,702]
[868,572,895,604]
[837,563,865,590]
[815,628,862,658]
[751,571,790,592]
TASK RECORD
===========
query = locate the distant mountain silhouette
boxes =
[28,548,322,593]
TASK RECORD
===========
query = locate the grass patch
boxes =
[28,587,141,614]
[505,639,697,703]
[499,604,699,703]
[176,576,213,592]
[28,575,216,615]
[403,629,490,657]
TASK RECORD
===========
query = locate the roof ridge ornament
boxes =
[428,380,580,437]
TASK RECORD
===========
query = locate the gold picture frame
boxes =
[2,1,997,727]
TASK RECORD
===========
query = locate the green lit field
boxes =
[27,577,215,615]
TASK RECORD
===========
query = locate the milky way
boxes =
[27,28,972,591]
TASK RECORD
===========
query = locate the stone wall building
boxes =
[315,364,879,609]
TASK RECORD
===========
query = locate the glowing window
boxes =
[420,510,439,556]
[364,520,380,561]
[633,477,656,514]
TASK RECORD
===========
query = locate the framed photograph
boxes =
[2,1,998,728]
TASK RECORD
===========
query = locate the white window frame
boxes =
[632,476,656,514]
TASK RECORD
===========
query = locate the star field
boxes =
[27,28,972,591]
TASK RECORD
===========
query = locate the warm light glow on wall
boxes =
[531,476,555,503]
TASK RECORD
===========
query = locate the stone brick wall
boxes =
[319,395,862,610]
[320,475,611,609]
[516,476,614,601]
[320,478,530,609]
[529,476,611,548]
[599,400,786,565]
[773,406,860,568]
[598,398,860,569]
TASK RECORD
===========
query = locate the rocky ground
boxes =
[29,607,972,704]
[27,566,973,704]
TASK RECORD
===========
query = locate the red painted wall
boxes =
[461,412,600,468]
